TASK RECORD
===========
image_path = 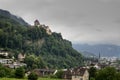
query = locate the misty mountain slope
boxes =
[81,51,97,58]
[73,44,120,57]
[0,9,29,26]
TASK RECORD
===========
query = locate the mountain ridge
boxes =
[73,44,120,57]
[0,9,29,26]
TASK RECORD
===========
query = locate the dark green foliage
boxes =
[0,9,29,26]
[0,64,13,78]
[95,67,120,80]
[24,55,46,69]
[89,67,97,79]
[0,9,83,69]
[55,70,64,78]
[115,72,120,80]
[90,77,95,80]
[96,67,116,80]
[0,69,6,77]
[40,33,83,68]
[27,27,47,41]
[15,67,25,78]
[28,72,38,80]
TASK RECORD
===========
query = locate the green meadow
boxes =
[0,78,63,80]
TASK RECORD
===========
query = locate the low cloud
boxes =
[0,0,120,45]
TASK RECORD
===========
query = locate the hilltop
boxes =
[0,9,83,69]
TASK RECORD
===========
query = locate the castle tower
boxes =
[34,19,40,27]
[98,52,101,63]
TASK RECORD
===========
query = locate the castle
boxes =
[34,19,40,27]
[34,19,52,35]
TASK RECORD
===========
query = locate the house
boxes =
[0,59,13,64]
[0,51,9,57]
[18,53,25,62]
[63,67,89,80]
[62,69,72,80]
[33,69,57,77]
[8,62,27,69]
[72,68,89,80]
[88,63,101,70]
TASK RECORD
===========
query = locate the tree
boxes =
[95,67,117,80]
[55,70,64,78]
[115,72,120,80]
[0,69,6,77]
[24,55,36,69]
[24,55,46,69]
[90,77,95,80]
[15,67,25,78]
[89,67,97,79]
[28,72,38,80]
[0,64,13,78]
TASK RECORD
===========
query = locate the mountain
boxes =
[73,44,120,57]
[81,51,97,58]
[0,9,29,26]
[0,9,83,69]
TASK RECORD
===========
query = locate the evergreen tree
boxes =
[15,67,25,78]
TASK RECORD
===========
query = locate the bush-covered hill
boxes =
[0,9,83,69]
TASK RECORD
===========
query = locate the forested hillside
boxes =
[0,9,83,69]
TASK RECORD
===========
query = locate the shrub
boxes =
[28,72,38,80]
[55,70,64,78]
[15,67,25,78]
[0,69,6,77]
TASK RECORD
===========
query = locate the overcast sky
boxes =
[0,0,120,45]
